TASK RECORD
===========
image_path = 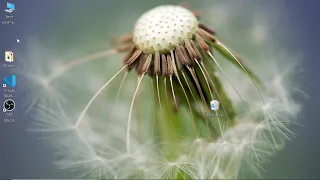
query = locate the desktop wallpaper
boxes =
[0,0,320,179]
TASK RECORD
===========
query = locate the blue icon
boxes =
[210,100,220,111]
[4,2,15,13]
[3,75,16,87]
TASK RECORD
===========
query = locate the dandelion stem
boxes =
[46,49,117,83]
[164,77,170,113]
[186,67,206,110]
[151,78,157,136]
[215,41,266,104]
[135,77,141,142]
[170,75,179,112]
[200,61,234,126]
[187,66,215,138]
[175,71,199,138]
[162,77,180,132]
[182,68,219,138]
[115,72,128,104]
[156,75,162,110]
[127,74,145,155]
[207,52,256,123]
[195,59,224,136]
[169,50,180,112]
[181,71,197,106]
[195,60,213,100]
[74,66,126,128]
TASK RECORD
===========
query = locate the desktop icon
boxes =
[210,100,220,111]
[3,99,15,112]
[5,51,14,62]
[4,2,15,13]
[3,74,16,87]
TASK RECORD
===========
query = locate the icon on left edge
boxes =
[3,74,16,88]
[4,2,15,13]
[5,51,14,62]
[3,99,15,112]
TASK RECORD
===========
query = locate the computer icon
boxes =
[4,2,15,13]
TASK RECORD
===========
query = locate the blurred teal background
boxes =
[0,0,319,179]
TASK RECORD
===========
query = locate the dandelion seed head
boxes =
[27,2,303,179]
[133,5,198,54]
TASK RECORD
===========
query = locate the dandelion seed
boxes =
[30,3,302,179]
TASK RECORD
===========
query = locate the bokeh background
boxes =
[0,0,319,179]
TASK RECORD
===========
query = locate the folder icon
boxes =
[5,51,14,62]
